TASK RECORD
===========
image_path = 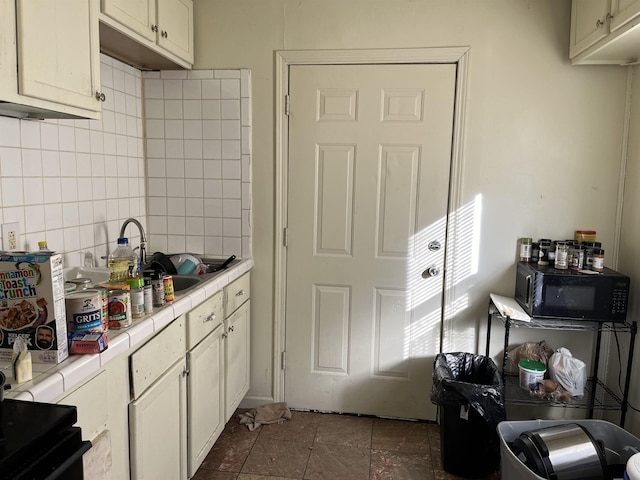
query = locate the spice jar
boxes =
[570,244,585,271]
[519,237,532,262]
[592,249,605,271]
[584,241,602,269]
[531,242,540,263]
[538,239,551,266]
[554,241,569,270]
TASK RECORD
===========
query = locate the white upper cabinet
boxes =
[611,0,640,31]
[157,0,194,62]
[0,0,103,119]
[570,0,611,58]
[102,0,156,42]
[100,0,194,70]
[571,0,640,65]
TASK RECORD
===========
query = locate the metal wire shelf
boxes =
[489,305,635,332]
[504,373,623,410]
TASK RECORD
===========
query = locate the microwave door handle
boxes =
[525,274,532,309]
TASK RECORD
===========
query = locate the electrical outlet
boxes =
[2,223,20,251]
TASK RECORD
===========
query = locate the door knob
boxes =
[428,240,441,251]
[422,265,440,278]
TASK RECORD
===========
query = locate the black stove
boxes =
[0,399,91,480]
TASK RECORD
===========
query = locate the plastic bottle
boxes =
[38,241,53,253]
[108,238,138,281]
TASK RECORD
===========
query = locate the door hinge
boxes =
[285,94,290,116]
[283,227,288,247]
[281,351,286,370]
[184,353,191,377]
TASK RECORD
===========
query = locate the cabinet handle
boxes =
[204,313,216,323]
[95,91,106,102]
[596,19,604,28]
[606,13,614,21]
[222,332,228,339]
[229,325,235,333]
[235,290,245,297]
[151,24,158,32]
[162,30,168,39]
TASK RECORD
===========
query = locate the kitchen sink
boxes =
[171,274,204,293]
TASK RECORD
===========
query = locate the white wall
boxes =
[617,67,640,434]
[193,0,632,412]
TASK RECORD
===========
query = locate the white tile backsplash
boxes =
[143,69,251,258]
[0,60,251,263]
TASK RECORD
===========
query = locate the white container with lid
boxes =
[518,359,546,390]
[627,452,640,480]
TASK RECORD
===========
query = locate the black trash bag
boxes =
[431,352,506,478]
[431,352,506,425]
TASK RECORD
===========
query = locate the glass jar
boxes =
[584,241,602,269]
[570,244,585,271]
[519,237,532,262]
[554,241,569,270]
[538,239,551,266]
[531,242,540,263]
[592,249,605,271]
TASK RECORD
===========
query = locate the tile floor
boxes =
[192,409,501,480]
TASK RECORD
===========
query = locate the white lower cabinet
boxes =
[129,358,187,480]
[56,354,130,479]
[186,292,225,477]
[224,301,250,421]
[129,317,187,480]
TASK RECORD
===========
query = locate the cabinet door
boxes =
[187,325,224,477]
[225,301,250,421]
[611,0,640,31]
[130,358,188,480]
[570,0,611,58]
[157,0,194,63]
[102,0,156,41]
[15,0,101,112]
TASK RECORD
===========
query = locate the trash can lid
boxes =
[518,359,546,372]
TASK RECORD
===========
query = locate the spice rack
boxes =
[485,294,637,427]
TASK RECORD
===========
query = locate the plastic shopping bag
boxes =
[548,347,587,397]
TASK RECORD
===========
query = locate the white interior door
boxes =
[284,63,456,420]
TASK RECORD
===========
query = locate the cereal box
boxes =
[0,252,68,364]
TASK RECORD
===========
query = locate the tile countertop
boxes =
[1,258,253,403]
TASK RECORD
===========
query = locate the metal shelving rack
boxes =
[485,297,637,427]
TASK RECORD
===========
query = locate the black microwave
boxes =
[514,262,630,322]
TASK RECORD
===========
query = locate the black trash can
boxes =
[431,352,506,478]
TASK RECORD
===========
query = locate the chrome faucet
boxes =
[119,218,147,266]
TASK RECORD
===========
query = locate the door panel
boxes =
[285,64,456,420]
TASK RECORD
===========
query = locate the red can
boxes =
[108,290,132,329]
